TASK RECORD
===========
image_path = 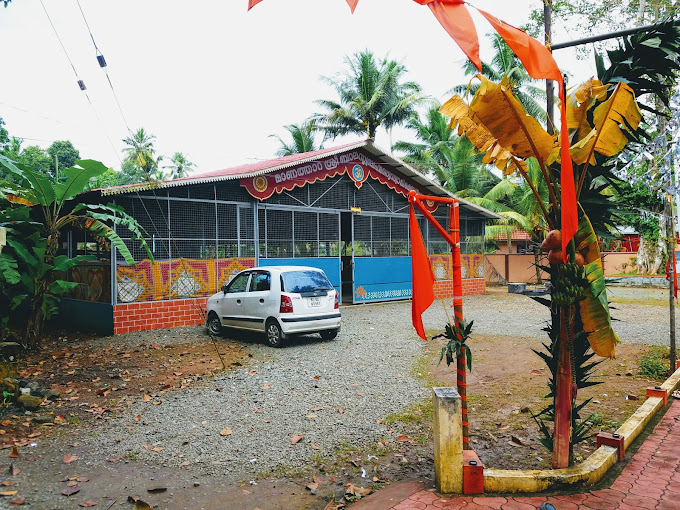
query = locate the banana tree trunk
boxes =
[553,304,574,468]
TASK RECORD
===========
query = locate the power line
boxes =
[76,0,132,135]
[38,0,122,166]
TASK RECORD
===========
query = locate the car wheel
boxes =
[320,329,338,341]
[207,312,223,336]
[265,319,286,347]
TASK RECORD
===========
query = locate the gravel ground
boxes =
[1,285,674,509]
[73,286,674,478]
[75,301,431,479]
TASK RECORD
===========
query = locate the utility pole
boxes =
[544,0,554,135]
[668,196,677,373]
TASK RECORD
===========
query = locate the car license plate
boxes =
[309,297,321,307]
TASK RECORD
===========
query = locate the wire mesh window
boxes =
[258,206,339,259]
[352,214,410,257]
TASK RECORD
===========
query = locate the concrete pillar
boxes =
[433,387,463,494]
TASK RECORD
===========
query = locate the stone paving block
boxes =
[553,493,589,504]
[470,496,505,509]
[499,502,537,510]
[590,488,627,502]
[581,494,621,510]
[620,493,659,507]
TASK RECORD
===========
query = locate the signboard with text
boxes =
[241,151,438,212]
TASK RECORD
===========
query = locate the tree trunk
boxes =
[553,304,574,468]
[637,233,666,275]
[533,242,543,284]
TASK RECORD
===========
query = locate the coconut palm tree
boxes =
[392,102,459,175]
[468,159,550,283]
[434,137,497,197]
[122,128,158,182]
[453,34,547,123]
[314,50,425,140]
[166,152,194,179]
[270,120,320,156]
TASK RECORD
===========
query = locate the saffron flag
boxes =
[409,203,435,340]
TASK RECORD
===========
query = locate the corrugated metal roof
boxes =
[97,139,500,219]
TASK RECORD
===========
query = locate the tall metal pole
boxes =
[544,0,555,135]
[667,197,677,373]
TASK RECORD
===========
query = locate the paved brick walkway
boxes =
[354,400,680,509]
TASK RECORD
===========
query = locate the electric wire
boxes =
[76,0,132,135]
[38,0,122,166]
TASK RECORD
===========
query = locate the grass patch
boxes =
[637,346,670,379]
[382,399,434,426]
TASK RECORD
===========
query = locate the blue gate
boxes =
[352,256,412,303]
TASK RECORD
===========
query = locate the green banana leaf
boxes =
[575,212,620,358]
[82,217,136,267]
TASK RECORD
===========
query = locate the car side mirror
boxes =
[221,285,228,294]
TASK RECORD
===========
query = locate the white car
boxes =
[205,266,341,347]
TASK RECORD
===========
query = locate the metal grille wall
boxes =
[258,206,340,258]
[353,213,410,257]
[114,193,254,262]
[112,183,256,303]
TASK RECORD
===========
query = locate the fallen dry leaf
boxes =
[337,408,345,414]
[9,496,24,506]
[8,447,18,459]
[143,394,152,402]
[311,443,320,450]
[132,500,151,510]
[291,434,304,445]
[61,485,80,496]
[63,454,79,464]
[66,481,78,487]
[147,487,167,494]
[9,464,19,476]
[0,481,10,486]
[220,428,233,436]
[0,490,17,496]
[305,414,318,419]
[133,414,141,421]
[306,482,318,491]
[76,477,89,483]
[178,460,190,467]
[79,501,97,508]
[261,382,271,390]
[396,435,411,442]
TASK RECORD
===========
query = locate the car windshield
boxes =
[281,270,332,293]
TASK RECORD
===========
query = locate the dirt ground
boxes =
[0,289,672,509]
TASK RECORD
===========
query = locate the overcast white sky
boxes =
[0,0,596,175]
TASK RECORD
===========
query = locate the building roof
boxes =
[492,229,532,241]
[96,139,500,219]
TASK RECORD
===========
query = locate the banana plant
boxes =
[0,154,153,349]
[439,21,680,466]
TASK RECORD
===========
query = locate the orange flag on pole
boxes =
[409,202,435,340]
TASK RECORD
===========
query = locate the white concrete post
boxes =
[433,387,464,494]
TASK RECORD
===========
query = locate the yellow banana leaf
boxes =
[440,94,528,176]
[575,212,620,358]
[569,82,642,166]
[566,79,610,141]
[441,76,556,175]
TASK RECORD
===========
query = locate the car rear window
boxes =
[281,270,333,293]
